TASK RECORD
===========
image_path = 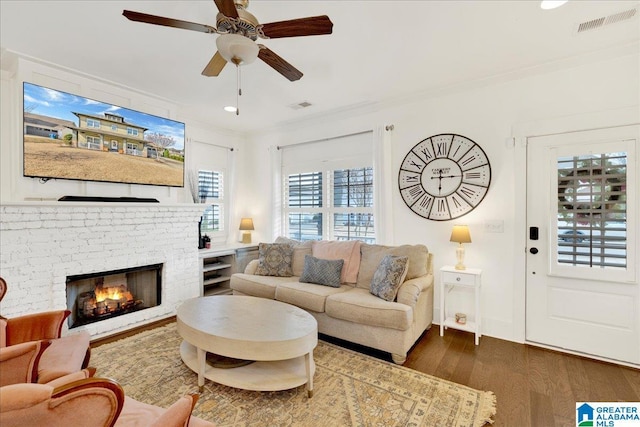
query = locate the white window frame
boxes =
[280,132,375,242]
[283,166,375,242]
[86,119,100,128]
[549,138,636,283]
[127,127,139,136]
[198,169,226,242]
[86,135,101,150]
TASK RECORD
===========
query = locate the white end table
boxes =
[439,266,482,345]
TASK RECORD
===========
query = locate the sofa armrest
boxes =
[396,275,433,308]
[244,259,259,274]
[5,310,70,346]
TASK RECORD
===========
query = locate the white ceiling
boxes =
[1,1,638,133]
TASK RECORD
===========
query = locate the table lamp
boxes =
[450,225,472,270]
[239,218,254,243]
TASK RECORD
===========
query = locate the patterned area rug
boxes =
[91,324,495,426]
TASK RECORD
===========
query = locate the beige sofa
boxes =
[230,238,434,364]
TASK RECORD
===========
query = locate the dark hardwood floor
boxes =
[403,327,640,427]
[94,319,640,427]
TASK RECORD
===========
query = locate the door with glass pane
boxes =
[526,125,639,364]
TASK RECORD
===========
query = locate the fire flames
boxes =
[94,285,133,303]
[79,284,137,319]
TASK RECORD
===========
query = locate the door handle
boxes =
[529,247,539,254]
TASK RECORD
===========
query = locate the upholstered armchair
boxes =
[0,277,91,385]
[0,372,216,427]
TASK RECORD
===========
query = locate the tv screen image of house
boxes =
[22,82,185,187]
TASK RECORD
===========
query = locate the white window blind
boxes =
[556,151,627,269]
[281,131,375,242]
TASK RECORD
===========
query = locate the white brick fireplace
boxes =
[0,203,205,339]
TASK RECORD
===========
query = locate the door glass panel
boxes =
[556,152,627,268]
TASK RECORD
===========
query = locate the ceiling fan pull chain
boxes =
[236,64,240,115]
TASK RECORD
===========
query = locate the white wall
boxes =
[240,52,639,343]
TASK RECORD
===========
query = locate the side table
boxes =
[439,266,482,345]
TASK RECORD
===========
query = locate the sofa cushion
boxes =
[274,237,313,276]
[370,255,409,302]
[312,240,361,284]
[230,274,299,299]
[357,244,428,289]
[325,288,412,331]
[299,255,344,288]
[276,282,351,313]
[254,243,294,277]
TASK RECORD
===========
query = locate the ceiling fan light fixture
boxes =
[540,0,568,10]
[216,34,259,65]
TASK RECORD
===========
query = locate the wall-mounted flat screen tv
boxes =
[23,82,185,187]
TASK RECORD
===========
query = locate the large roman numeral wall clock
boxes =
[398,133,491,221]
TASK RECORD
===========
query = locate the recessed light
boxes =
[223,106,237,113]
[541,0,568,10]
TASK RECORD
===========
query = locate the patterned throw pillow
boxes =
[254,243,294,277]
[299,255,344,288]
[370,255,409,302]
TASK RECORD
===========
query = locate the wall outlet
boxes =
[485,220,504,233]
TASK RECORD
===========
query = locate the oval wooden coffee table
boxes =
[176,295,318,397]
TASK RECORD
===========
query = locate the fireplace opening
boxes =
[66,263,162,328]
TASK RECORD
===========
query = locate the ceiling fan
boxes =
[123,0,333,82]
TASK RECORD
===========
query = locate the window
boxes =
[111,124,118,131]
[556,151,627,268]
[285,167,375,242]
[126,142,139,155]
[280,131,375,242]
[333,168,375,242]
[199,170,224,234]
[127,127,139,136]
[86,135,101,150]
[86,119,100,128]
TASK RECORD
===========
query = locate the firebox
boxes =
[66,263,162,328]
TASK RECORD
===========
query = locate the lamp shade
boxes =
[239,218,255,231]
[216,34,259,65]
[450,225,472,244]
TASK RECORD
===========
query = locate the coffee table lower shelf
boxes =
[180,341,315,394]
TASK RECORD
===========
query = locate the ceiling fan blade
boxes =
[202,52,227,77]
[260,15,333,39]
[123,10,216,33]
[258,46,303,81]
[213,0,239,19]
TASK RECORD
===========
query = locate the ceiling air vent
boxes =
[289,101,313,110]
[577,7,637,33]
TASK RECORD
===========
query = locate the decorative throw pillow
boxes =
[311,240,362,284]
[370,255,409,302]
[254,243,294,277]
[299,255,344,288]
[274,236,313,276]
